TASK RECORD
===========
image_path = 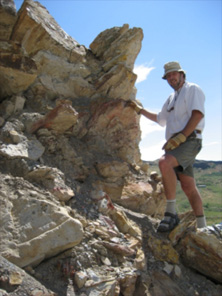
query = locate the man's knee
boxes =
[158,154,177,171]
[158,156,164,168]
[158,156,167,173]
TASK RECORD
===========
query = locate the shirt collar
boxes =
[175,81,186,95]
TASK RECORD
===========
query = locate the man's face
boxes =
[165,71,184,90]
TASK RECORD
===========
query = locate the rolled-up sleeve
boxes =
[186,84,205,117]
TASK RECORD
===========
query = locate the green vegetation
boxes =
[148,160,222,225]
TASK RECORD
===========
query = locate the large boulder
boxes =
[0,255,55,295]
[178,225,222,283]
[90,23,143,71]
[11,0,83,60]
[0,174,83,268]
[169,212,222,283]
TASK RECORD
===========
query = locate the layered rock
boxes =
[0,173,83,268]
[0,255,55,295]
[177,225,222,283]
[0,0,17,40]
[169,212,222,284]
[120,179,165,218]
[11,0,82,59]
[0,40,37,98]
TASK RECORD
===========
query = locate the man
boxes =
[131,61,207,232]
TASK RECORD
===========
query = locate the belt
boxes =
[188,130,202,138]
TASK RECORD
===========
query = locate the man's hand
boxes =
[162,133,187,150]
[128,100,143,114]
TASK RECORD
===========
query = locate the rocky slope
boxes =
[0,1,222,295]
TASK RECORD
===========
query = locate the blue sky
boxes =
[14,0,222,161]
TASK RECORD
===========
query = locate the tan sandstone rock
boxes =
[11,0,83,60]
[0,41,37,99]
[31,99,79,134]
[0,174,83,267]
[0,0,16,40]
[178,227,222,283]
[120,181,165,218]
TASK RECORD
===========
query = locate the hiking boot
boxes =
[157,212,180,232]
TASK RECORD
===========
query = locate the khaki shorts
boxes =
[166,137,202,178]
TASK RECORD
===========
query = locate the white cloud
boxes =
[197,141,222,160]
[134,64,155,84]
[202,141,219,147]
[139,117,165,160]
[140,116,163,139]
[139,141,165,161]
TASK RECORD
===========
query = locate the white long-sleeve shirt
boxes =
[157,81,205,140]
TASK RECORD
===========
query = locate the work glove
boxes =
[162,133,186,150]
[128,100,143,114]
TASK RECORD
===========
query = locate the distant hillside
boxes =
[147,159,222,168]
[147,159,222,173]
[194,160,222,170]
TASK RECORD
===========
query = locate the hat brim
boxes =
[162,69,185,80]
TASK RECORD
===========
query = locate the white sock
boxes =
[166,200,176,214]
[196,215,207,228]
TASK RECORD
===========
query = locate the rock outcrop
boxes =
[0,1,222,295]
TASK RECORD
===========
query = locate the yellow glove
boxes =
[128,100,143,114]
[162,133,186,150]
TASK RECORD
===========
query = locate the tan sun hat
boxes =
[162,61,186,79]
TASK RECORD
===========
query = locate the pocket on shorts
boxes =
[191,139,202,156]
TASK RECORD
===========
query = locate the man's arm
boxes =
[140,108,158,123]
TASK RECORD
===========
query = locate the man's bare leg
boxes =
[178,173,206,228]
[157,154,180,231]
[159,154,179,200]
